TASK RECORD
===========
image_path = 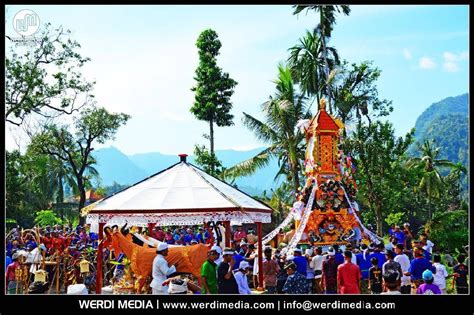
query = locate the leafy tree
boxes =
[424,209,468,252]
[293,5,350,108]
[411,113,468,195]
[287,29,339,107]
[6,149,69,226]
[384,212,405,227]
[332,61,393,134]
[259,182,293,230]
[193,144,225,177]
[34,210,63,227]
[407,140,458,220]
[190,29,237,173]
[224,64,311,194]
[28,106,130,223]
[6,23,94,126]
[104,182,130,196]
[343,121,414,235]
[293,5,351,40]
[6,150,33,227]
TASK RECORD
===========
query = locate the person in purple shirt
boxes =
[388,224,395,237]
[183,228,195,245]
[333,245,345,265]
[392,226,405,245]
[356,244,372,280]
[416,270,441,294]
[232,251,245,270]
[292,248,308,277]
[196,227,207,244]
[407,246,436,288]
[5,255,12,272]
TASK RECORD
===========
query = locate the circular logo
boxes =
[13,10,40,36]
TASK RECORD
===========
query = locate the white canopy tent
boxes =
[86,156,272,226]
[85,154,272,294]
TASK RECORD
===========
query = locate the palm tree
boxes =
[408,140,457,220]
[224,64,312,194]
[262,182,293,227]
[287,29,340,112]
[293,5,351,107]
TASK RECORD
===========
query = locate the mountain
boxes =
[410,93,469,169]
[128,147,266,175]
[129,152,183,175]
[413,93,468,141]
[93,146,281,195]
[92,147,148,186]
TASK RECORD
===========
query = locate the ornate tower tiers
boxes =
[298,99,366,245]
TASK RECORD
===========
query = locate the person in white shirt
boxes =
[234,261,252,294]
[344,244,358,265]
[432,254,449,294]
[150,243,176,294]
[310,247,324,294]
[252,251,268,276]
[305,249,315,292]
[420,233,434,254]
[212,245,223,266]
[26,244,45,274]
[393,243,411,294]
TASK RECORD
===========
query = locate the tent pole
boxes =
[256,222,264,291]
[96,221,105,294]
[224,221,231,248]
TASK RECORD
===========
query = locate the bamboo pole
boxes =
[224,221,231,248]
[256,222,264,291]
[55,254,60,293]
[96,222,105,294]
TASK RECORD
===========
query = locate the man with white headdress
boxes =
[27,244,46,274]
[212,245,223,265]
[150,243,176,294]
[234,261,252,294]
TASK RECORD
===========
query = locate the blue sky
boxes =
[5,5,469,155]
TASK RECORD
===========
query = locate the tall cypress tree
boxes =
[191,29,237,173]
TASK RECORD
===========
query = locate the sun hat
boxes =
[422,270,433,281]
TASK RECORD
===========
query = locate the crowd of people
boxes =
[5,223,469,295]
[152,224,469,295]
[147,225,217,245]
[5,224,100,294]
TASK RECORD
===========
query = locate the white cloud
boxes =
[419,57,436,70]
[403,48,412,60]
[442,51,468,72]
[443,61,459,72]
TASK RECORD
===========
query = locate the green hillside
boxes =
[411,93,468,166]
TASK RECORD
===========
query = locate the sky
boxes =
[5,5,469,156]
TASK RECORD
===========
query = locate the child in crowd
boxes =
[453,254,469,294]
[416,270,441,294]
[368,257,382,294]
[432,254,448,294]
